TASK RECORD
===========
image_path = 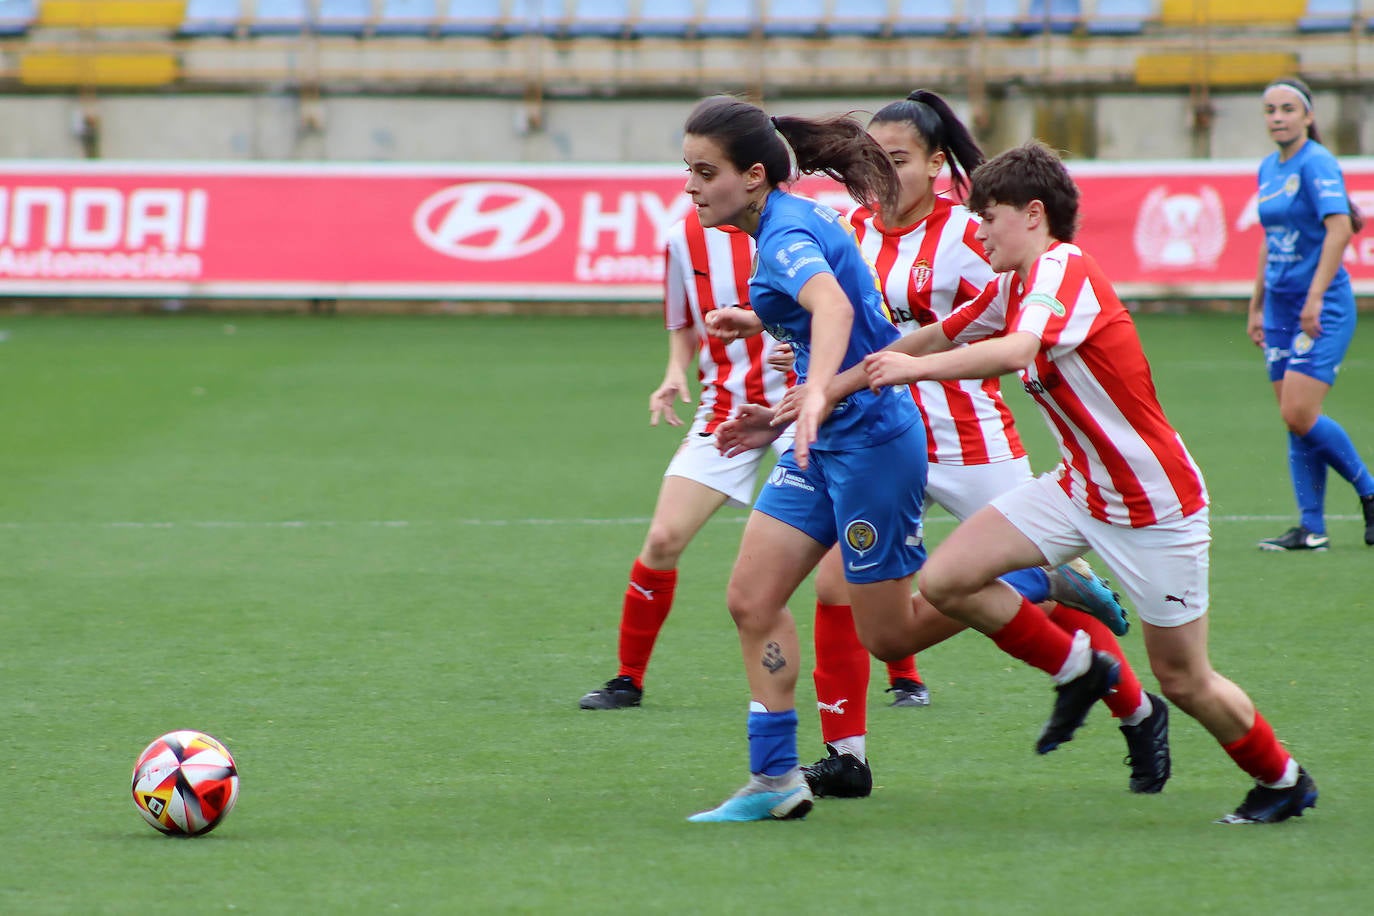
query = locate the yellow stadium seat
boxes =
[1159,0,1305,25]
[1135,51,1298,87]
[20,52,179,86]
[39,1,188,28]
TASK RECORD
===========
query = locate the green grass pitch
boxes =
[0,311,1369,913]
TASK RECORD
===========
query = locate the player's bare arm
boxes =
[649,326,698,426]
[864,330,1039,388]
[791,272,853,470]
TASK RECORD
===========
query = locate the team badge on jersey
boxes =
[910,258,932,292]
[844,519,878,554]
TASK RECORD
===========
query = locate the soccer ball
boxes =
[131,730,239,836]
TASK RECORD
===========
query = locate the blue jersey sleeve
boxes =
[1302,149,1351,221]
[755,223,834,303]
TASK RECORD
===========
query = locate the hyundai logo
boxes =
[413,182,563,260]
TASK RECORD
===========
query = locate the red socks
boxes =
[1047,604,1143,719]
[885,655,920,685]
[812,602,870,745]
[989,597,1076,676]
[1222,712,1292,785]
[615,559,678,689]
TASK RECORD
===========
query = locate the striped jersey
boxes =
[663,212,792,435]
[942,242,1209,527]
[850,198,1025,466]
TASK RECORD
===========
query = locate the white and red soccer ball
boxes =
[131,730,238,836]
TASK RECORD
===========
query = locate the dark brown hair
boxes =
[870,89,985,198]
[966,140,1079,243]
[684,95,900,217]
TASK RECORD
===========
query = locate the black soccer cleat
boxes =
[1215,767,1318,825]
[886,677,931,707]
[801,745,873,799]
[1362,493,1374,546]
[1257,525,1330,552]
[1036,650,1120,755]
[578,675,642,710]
[1119,693,1171,794]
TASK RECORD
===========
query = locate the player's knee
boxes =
[916,560,971,609]
[641,523,690,567]
[724,584,776,635]
[1279,401,1320,435]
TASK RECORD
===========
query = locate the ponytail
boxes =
[871,89,985,197]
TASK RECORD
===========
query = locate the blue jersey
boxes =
[1257,140,1352,306]
[749,189,918,451]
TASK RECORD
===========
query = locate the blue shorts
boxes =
[753,422,927,584]
[1264,289,1357,385]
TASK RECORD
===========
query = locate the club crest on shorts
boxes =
[844,519,878,554]
[1293,332,1314,356]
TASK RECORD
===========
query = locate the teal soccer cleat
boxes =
[687,773,814,823]
[1046,558,1130,636]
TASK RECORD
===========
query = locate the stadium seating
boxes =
[696,0,757,37]
[634,0,696,36]
[437,0,504,36]
[965,0,1022,35]
[1297,0,1358,32]
[566,0,632,38]
[373,0,437,35]
[826,0,890,36]
[890,0,956,36]
[1086,0,1153,34]
[1023,0,1082,33]
[248,0,309,34]
[317,0,370,34]
[0,0,34,36]
[761,0,826,37]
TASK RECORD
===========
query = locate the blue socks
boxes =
[747,706,798,777]
[998,566,1051,604]
[1287,416,1374,533]
[1289,432,1330,533]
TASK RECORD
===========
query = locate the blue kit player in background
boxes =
[1248,76,1374,551]
[679,95,928,823]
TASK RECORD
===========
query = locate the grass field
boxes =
[0,311,1370,914]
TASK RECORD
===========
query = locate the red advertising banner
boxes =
[1,159,1372,300]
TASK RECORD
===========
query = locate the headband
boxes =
[1271,80,1313,112]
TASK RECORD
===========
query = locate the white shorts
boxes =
[663,411,794,509]
[927,456,1033,522]
[990,472,1211,628]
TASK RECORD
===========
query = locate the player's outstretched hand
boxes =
[767,342,795,373]
[715,404,783,457]
[863,351,922,391]
[649,378,691,427]
[704,307,764,342]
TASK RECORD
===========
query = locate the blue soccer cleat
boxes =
[1215,768,1318,825]
[1046,558,1130,636]
[687,774,814,823]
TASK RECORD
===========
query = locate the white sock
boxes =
[1261,757,1300,789]
[829,735,866,762]
[1051,630,1092,686]
[1119,693,1153,728]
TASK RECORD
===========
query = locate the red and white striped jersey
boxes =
[942,242,1209,528]
[850,198,1025,466]
[663,213,792,435]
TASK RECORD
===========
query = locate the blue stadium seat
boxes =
[181,0,240,35]
[761,0,826,37]
[506,0,568,36]
[439,0,505,36]
[374,0,438,35]
[963,0,1022,35]
[1022,0,1080,33]
[698,0,757,36]
[635,0,697,37]
[250,0,309,34]
[318,0,371,35]
[567,0,632,37]
[827,0,888,36]
[891,0,955,36]
[1297,0,1356,32]
[1085,0,1152,35]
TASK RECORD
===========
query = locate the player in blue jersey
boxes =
[679,95,928,823]
[1248,77,1374,551]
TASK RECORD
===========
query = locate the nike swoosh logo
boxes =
[848,562,878,572]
